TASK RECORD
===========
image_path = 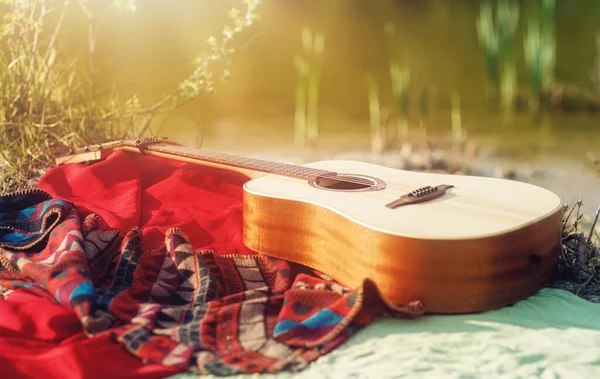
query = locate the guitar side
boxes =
[242,160,563,314]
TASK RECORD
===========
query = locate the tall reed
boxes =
[450,91,464,171]
[592,33,600,96]
[384,22,411,140]
[389,63,411,139]
[294,26,325,149]
[366,73,384,154]
[476,0,520,110]
[524,0,556,111]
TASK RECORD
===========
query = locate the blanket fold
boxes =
[0,189,103,327]
[0,150,424,377]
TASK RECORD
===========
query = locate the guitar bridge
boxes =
[386,184,454,209]
[408,186,437,197]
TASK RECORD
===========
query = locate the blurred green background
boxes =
[64,0,599,155]
[2,0,599,211]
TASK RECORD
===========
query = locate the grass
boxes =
[0,0,261,194]
[0,0,108,192]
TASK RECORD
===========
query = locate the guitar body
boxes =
[242,160,563,314]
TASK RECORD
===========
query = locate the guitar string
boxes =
[151,144,426,191]
[74,142,428,193]
[132,143,430,192]
[150,144,386,188]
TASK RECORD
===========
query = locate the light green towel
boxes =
[171,288,600,378]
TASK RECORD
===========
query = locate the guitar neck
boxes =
[56,140,336,181]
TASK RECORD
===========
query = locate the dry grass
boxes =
[550,200,600,302]
[0,0,261,194]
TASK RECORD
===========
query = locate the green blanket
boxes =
[171,288,600,378]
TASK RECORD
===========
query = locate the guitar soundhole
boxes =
[309,174,386,192]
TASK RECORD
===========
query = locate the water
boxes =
[63,0,600,214]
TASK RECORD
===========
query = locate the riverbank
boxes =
[1,129,598,302]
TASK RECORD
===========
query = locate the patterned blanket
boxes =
[0,151,424,376]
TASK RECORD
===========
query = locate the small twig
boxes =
[559,240,572,268]
[77,0,98,98]
[73,81,137,105]
[574,197,583,233]
[563,200,580,230]
[41,0,70,90]
[587,206,600,255]
[26,0,43,84]
[41,0,70,66]
[42,0,76,16]
[576,266,599,296]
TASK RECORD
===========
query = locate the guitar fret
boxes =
[148,143,334,180]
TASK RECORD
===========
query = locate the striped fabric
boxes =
[0,190,424,375]
[0,190,120,327]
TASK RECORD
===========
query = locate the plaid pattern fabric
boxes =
[0,190,424,375]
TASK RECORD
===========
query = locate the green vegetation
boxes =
[475,0,561,112]
[385,22,411,139]
[588,26,600,105]
[476,0,519,109]
[450,91,466,171]
[365,73,384,154]
[524,0,556,110]
[293,25,324,150]
[366,21,433,155]
[0,0,261,194]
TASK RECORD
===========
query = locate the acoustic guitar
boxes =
[56,137,564,314]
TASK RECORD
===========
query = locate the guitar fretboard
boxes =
[148,143,335,180]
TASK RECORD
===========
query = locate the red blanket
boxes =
[0,150,423,378]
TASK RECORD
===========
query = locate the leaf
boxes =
[229,7,240,20]
[313,33,325,56]
[301,26,312,52]
[7,55,24,69]
[111,0,136,13]
[47,47,56,67]
[223,26,233,39]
